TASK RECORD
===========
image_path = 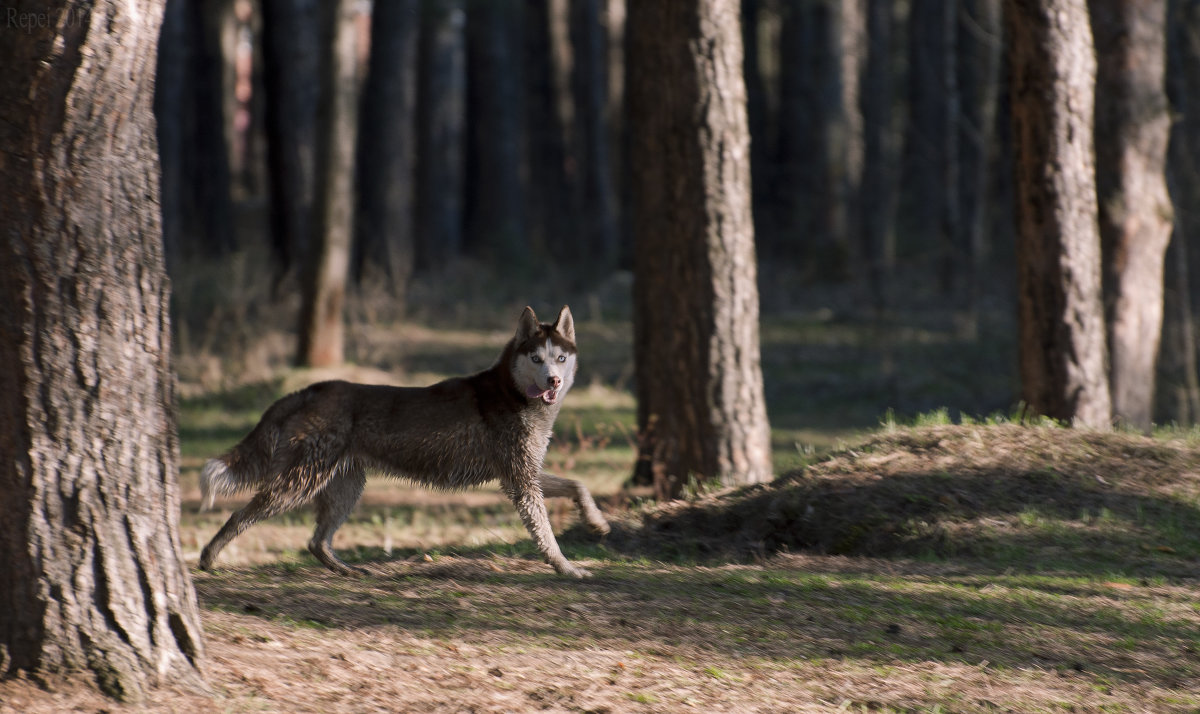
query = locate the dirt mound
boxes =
[597,425,1200,570]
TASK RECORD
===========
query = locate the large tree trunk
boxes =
[354,0,420,301]
[261,0,321,282]
[0,0,205,700]
[416,0,467,270]
[298,0,361,367]
[1006,0,1112,428]
[1090,0,1174,432]
[627,0,773,498]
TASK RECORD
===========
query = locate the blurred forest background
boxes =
[156,0,1200,436]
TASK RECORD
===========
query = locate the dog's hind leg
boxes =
[539,472,610,535]
[308,466,367,576]
[199,486,302,570]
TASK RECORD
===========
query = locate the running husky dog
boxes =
[198,305,608,578]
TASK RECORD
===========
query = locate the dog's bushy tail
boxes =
[197,388,317,511]
[199,458,239,511]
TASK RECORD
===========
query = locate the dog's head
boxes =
[510,305,577,406]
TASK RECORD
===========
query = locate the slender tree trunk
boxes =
[859,0,908,307]
[416,0,467,270]
[775,1,823,272]
[261,0,321,282]
[939,0,962,295]
[906,0,944,261]
[523,0,574,258]
[1162,0,1200,423]
[628,0,773,498]
[743,0,770,253]
[354,0,420,302]
[156,0,236,270]
[465,0,527,265]
[836,0,867,277]
[1090,0,1174,432]
[1160,201,1200,423]
[571,0,619,272]
[1006,0,1112,428]
[0,0,205,700]
[961,0,1003,328]
[298,0,361,367]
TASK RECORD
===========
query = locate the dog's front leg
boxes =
[504,481,589,578]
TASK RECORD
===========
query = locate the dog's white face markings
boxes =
[513,337,576,405]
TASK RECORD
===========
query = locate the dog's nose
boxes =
[549,375,561,388]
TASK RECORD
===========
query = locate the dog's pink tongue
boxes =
[526,384,548,399]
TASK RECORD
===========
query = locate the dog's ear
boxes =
[517,306,540,340]
[553,305,575,343]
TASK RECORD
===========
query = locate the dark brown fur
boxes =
[198,306,608,578]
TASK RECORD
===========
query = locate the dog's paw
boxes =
[557,563,592,579]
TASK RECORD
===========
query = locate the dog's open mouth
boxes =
[525,384,560,404]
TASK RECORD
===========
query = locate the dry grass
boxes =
[7,424,1200,713]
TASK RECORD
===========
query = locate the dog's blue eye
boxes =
[531,355,542,363]
[557,355,567,363]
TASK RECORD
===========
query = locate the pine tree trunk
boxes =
[465,0,526,264]
[860,0,908,306]
[156,0,236,270]
[1090,0,1174,432]
[939,0,962,296]
[571,0,619,272]
[298,0,361,367]
[416,0,467,269]
[523,0,574,259]
[261,0,321,281]
[0,0,205,700]
[961,0,1003,328]
[354,0,419,300]
[627,0,773,498]
[1006,0,1112,428]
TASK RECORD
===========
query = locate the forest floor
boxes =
[5,300,1200,712]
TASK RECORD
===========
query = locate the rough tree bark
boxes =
[297,0,360,367]
[1090,0,1174,432]
[261,0,321,282]
[0,0,205,700]
[354,0,420,300]
[1006,0,1112,428]
[627,0,773,498]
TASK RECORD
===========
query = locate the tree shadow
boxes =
[600,462,1200,580]
[193,551,1200,691]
